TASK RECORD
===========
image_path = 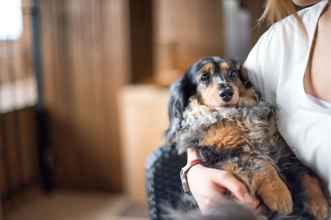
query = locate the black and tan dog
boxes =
[166,56,329,220]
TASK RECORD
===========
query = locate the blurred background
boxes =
[0,0,266,219]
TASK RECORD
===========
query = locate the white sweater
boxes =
[244,0,331,196]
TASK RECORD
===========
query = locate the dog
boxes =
[165,56,329,220]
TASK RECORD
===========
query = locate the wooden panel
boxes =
[154,0,225,85]
[153,0,266,85]
[2,113,22,191]
[129,0,154,83]
[18,108,38,186]
[40,0,129,192]
[0,0,38,200]
[0,107,38,195]
[0,200,2,220]
[0,147,6,193]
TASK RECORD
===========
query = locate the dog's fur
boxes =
[166,56,329,220]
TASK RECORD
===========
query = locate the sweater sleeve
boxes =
[243,26,278,104]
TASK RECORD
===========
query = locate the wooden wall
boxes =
[0,108,38,197]
[0,0,38,199]
[154,0,225,85]
[40,0,129,192]
[129,0,154,84]
[38,0,265,193]
[152,0,264,85]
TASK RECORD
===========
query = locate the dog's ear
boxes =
[238,64,252,89]
[165,75,195,144]
[238,64,262,102]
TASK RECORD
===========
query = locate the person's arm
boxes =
[186,149,259,213]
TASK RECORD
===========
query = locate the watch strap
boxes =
[180,159,203,193]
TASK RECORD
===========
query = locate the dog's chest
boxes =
[200,120,251,151]
[181,100,278,152]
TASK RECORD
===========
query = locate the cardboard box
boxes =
[119,85,169,204]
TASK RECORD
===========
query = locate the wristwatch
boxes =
[180,159,203,193]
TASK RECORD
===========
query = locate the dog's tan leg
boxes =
[300,174,329,220]
[250,161,293,215]
[221,159,293,215]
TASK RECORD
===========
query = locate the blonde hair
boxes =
[260,0,298,24]
[260,0,308,37]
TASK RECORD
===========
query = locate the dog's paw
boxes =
[260,181,293,215]
[254,166,293,215]
[301,175,329,220]
[306,196,329,220]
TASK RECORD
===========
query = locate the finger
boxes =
[198,195,223,214]
[254,201,263,214]
[211,181,227,194]
[212,171,247,200]
[237,196,262,211]
[213,172,258,205]
[196,196,216,213]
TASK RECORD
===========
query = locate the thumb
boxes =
[212,171,258,207]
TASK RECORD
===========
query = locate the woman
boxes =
[184,0,331,214]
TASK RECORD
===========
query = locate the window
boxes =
[0,0,23,41]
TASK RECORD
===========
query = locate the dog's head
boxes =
[166,56,259,143]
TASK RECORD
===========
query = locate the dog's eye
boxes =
[228,70,238,80]
[200,73,210,82]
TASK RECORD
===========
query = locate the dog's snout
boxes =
[219,87,234,102]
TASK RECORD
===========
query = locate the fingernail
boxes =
[246,195,258,206]
[244,194,254,202]
[252,199,260,208]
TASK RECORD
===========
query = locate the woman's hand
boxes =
[186,149,260,213]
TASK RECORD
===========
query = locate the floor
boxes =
[3,190,148,220]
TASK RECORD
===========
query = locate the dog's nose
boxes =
[219,87,234,102]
